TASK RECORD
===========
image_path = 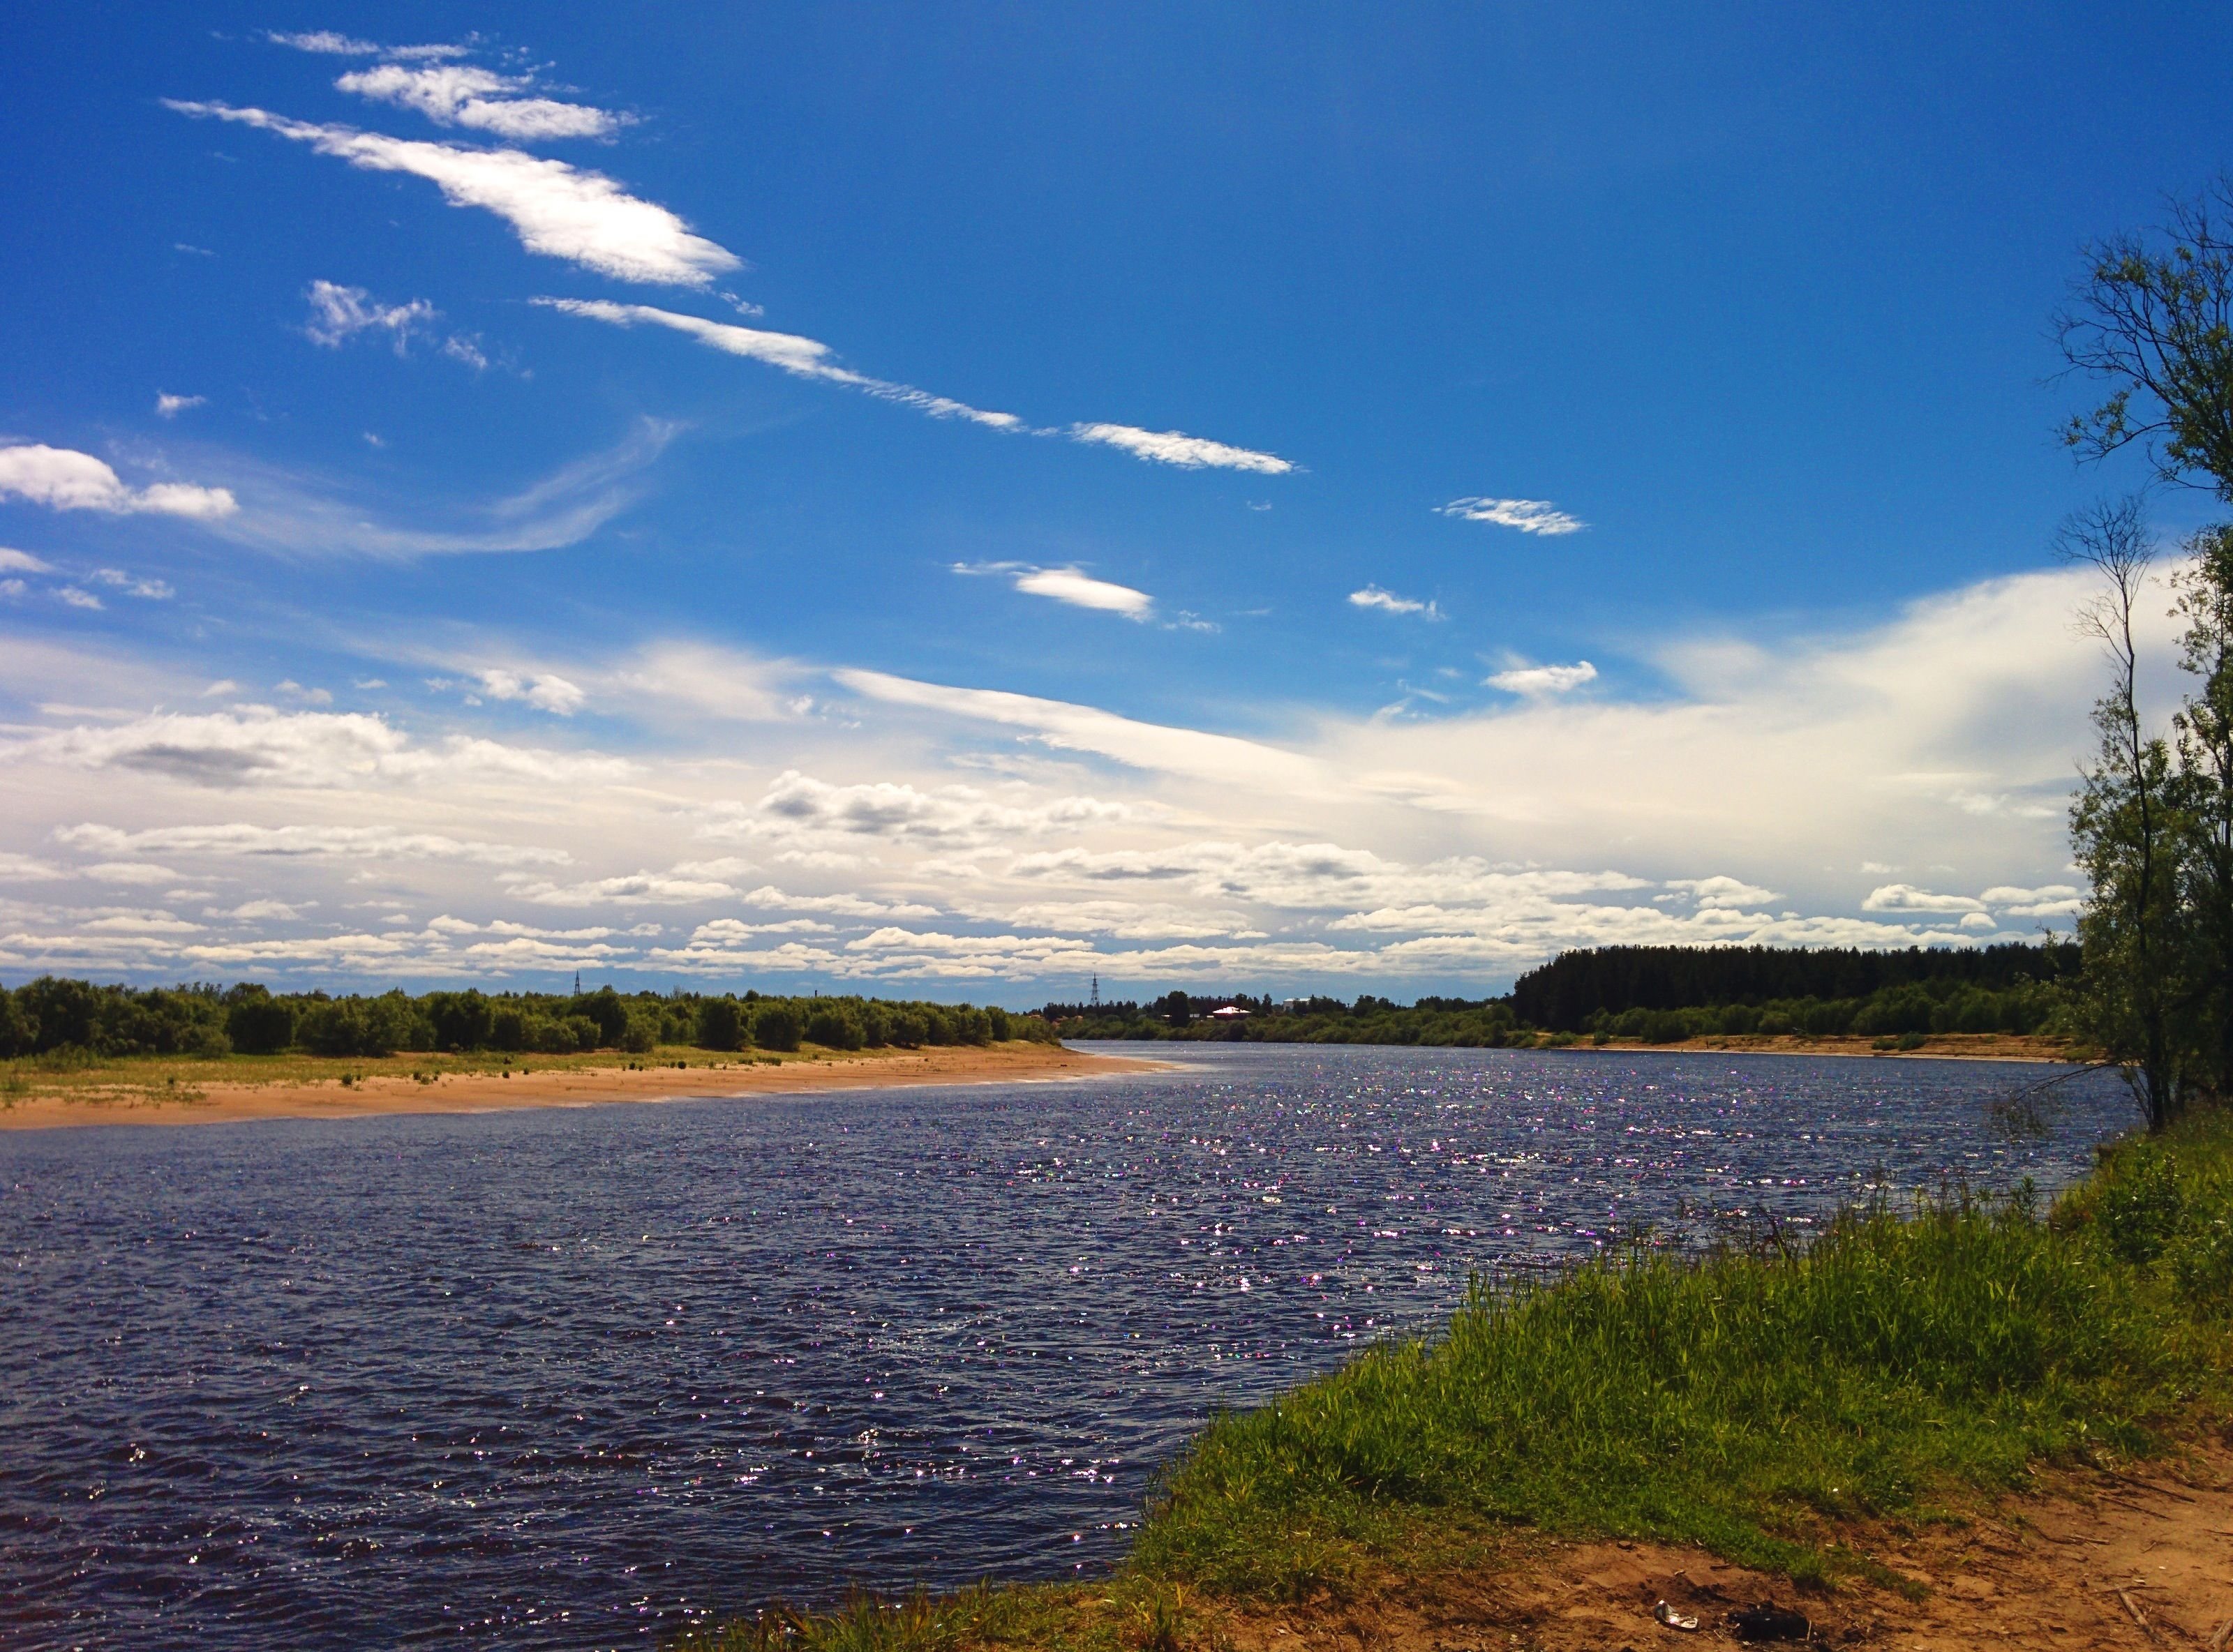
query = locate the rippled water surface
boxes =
[1,1042,2133,1649]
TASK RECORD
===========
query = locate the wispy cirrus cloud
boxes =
[164,103,738,287]
[1348,585,1440,618]
[1440,496,1586,535]
[537,299,1023,426]
[540,301,1296,472]
[0,444,236,520]
[264,31,465,61]
[334,63,626,142]
[1066,422,1294,474]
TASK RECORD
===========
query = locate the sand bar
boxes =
[0,1043,1170,1131]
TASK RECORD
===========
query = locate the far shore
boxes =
[0,1042,1170,1131]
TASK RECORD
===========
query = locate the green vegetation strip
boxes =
[679,1114,2233,1651]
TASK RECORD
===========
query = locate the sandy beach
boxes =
[0,1043,1170,1131]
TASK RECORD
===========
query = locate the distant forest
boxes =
[1040,941,2079,1046]
[0,979,1054,1061]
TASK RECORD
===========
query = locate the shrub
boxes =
[696,997,749,1052]
[753,1004,802,1052]
[620,1012,659,1055]
[226,992,297,1055]
[805,1005,864,1050]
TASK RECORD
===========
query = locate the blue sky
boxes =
[1,3,2225,997]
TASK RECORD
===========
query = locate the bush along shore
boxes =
[1041,941,2081,1051]
[675,1111,2233,1652]
[0,976,1056,1066]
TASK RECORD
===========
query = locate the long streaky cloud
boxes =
[1013,567,1154,618]
[543,299,1296,471]
[835,668,1318,789]
[0,444,236,520]
[265,31,467,60]
[163,102,738,288]
[1068,422,1294,474]
[539,299,1024,427]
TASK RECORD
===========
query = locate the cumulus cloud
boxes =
[477,668,586,714]
[1981,883,2083,917]
[0,444,237,519]
[505,869,744,906]
[1066,422,1293,474]
[334,63,625,142]
[155,393,206,418]
[0,547,54,573]
[1348,586,1440,618]
[54,587,103,610]
[703,769,1135,855]
[17,706,627,790]
[1860,883,1987,913]
[1485,660,1597,696]
[165,103,739,287]
[1665,875,1779,909]
[1440,497,1586,535]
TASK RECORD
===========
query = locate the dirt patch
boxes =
[1218,1439,2233,1650]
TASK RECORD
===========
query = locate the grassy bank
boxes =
[676,1112,2233,1651]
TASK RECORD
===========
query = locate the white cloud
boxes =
[1665,875,1779,909]
[0,444,237,519]
[705,769,1135,854]
[17,707,627,790]
[264,31,464,57]
[58,822,567,867]
[1066,422,1294,474]
[539,299,1023,426]
[835,669,1321,790]
[1348,586,1440,618]
[0,851,67,881]
[54,587,103,610]
[0,547,54,573]
[155,393,206,418]
[335,64,625,142]
[89,569,174,599]
[80,861,182,889]
[1012,567,1154,619]
[1440,497,1587,535]
[303,280,436,348]
[477,668,587,714]
[1980,883,2083,918]
[216,899,307,921]
[166,103,739,288]
[740,885,941,919]
[1860,883,1987,913]
[1485,660,1597,696]
[506,869,743,906]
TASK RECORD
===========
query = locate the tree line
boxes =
[0,978,1055,1062]
[1040,951,2073,1047]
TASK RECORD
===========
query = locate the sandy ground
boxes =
[1223,1436,2233,1651]
[0,1043,1169,1130]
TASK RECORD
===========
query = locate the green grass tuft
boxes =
[1133,1113,2233,1598]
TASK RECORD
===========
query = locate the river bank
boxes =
[0,1040,1165,1129]
[679,1109,2233,1652]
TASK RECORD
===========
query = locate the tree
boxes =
[752,1003,801,1052]
[2172,526,2233,1096]
[696,996,749,1052]
[2063,497,2187,1129]
[2059,177,2233,499]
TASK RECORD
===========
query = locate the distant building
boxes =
[1208,1005,1250,1020]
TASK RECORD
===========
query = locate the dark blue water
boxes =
[0,1043,2133,1649]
